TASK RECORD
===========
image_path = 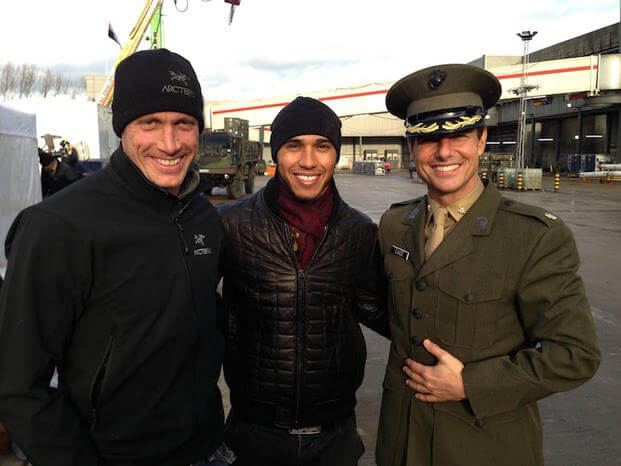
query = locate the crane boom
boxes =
[98,0,241,107]
[97,0,164,106]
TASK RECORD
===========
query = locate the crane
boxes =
[98,0,241,106]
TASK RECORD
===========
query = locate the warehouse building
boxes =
[208,22,621,170]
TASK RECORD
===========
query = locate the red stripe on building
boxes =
[319,89,387,101]
[496,65,597,80]
[213,90,387,114]
[213,101,290,114]
[213,65,598,114]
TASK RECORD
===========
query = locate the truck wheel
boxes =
[244,166,256,194]
[226,168,244,199]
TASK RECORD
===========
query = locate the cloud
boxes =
[523,0,618,19]
[47,62,108,79]
[242,57,359,74]
[2,0,618,102]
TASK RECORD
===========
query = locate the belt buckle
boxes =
[288,425,321,435]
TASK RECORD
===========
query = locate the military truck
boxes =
[196,118,266,199]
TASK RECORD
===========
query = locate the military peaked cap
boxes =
[386,64,501,137]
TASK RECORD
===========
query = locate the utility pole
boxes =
[515,31,537,170]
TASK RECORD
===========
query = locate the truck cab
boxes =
[196,118,266,199]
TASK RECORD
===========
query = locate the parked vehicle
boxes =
[196,118,266,199]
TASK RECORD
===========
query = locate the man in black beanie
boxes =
[218,96,389,466]
[0,49,229,466]
[39,148,80,198]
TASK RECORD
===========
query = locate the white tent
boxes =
[0,104,42,275]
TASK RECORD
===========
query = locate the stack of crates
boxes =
[496,168,542,190]
[353,160,385,176]
[497,167,517,188]
[374,161,386,175]
[522,168,542,190]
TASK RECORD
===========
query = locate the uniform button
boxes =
[412,309,423,319]
[475,418,484,428]
[415,280,427,291]
[410,336,425,346]
[464,292,474,303]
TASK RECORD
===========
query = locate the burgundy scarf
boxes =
[277,179,334,269]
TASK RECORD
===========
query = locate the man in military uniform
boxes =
[376,64,600,466]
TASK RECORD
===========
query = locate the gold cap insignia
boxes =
[428,70,447,90]
[406,114,482,135]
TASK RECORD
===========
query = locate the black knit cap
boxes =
[112,48,204,136]
[270,96,342,163]
[38,151,56,167]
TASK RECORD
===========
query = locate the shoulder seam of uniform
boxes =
[499,197,559,228]
[389,196,425,209]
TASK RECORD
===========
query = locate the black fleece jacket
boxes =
[0,148,225,466]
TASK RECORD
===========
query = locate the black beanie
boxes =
[39,150,56,167]
[270,97,341,163]
[112,49,204,136]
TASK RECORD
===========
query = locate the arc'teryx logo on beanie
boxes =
[163,70,196,97]
[169,71,189,85]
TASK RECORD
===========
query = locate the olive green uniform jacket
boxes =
[376,182,600,466]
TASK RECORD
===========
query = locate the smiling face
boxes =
[277,134,337,201]
[121,111,199,196]
[408,127,487,205]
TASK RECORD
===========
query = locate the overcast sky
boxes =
[1,0,619,100]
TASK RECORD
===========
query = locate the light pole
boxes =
[515,31,538,170]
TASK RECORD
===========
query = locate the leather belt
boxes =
[287,425,322,435]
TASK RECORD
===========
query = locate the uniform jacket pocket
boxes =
[436,269,504,349]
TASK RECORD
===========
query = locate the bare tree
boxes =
[53,72,63,96]
[59,76,69,95]
[40,68,54,97]
[75,75,86,93]
[0,62,17,99]
[18,64,38,98]
[69,76,85,99]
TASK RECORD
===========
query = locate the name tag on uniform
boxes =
[391,245,410,261]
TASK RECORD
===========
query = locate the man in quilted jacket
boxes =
[218,96,389,466]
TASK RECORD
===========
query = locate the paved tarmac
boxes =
[337,172,621,466]
[212,171,621,466]
[1,171,619,465]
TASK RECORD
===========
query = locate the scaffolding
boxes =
[515,31,538,169]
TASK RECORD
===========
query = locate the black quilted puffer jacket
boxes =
[218,177,388,428]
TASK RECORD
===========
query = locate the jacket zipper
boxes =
[173,200,192,255]
[172,197,201,431]
[284,222,334,426]
[90,336,115,432]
